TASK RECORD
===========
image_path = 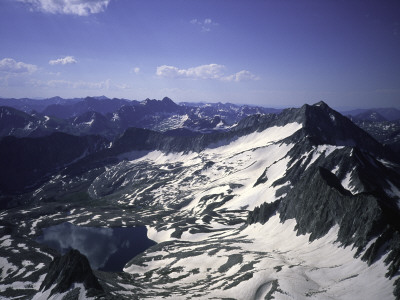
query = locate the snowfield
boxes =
[126,215,394,299]
[1,117,399,299]
[117,121,396,299]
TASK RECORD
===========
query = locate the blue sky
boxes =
[0,0,399,108]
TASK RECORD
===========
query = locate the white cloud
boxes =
[156,64,225,80]
[49,56,77,65]
[0,58,37,74]
[222,70,260,82]
[18,0,111,16]
[190,18,218,32]
[156,64,259,82]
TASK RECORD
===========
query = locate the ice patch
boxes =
[378,159,399,169]
[0,257,18,280]
[386,181,400,209]
[83,119,94,126]
[0,238,11,247]
[341,168,357,194]
[30,219,41,235]
[304,145,342,170]
[111,112,120,122]
[206,122,302,154]
[146,226,176,243]
[22,260,33,267]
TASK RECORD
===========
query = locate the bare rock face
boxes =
[40,249,103,297]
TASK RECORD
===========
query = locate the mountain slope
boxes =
[0,132,108,200]
[0,101,399,299]
[42,96,135,119]
[0,97,81,113]
[351,118,400,155]
[343,107,400,121]
[0,106,38,137]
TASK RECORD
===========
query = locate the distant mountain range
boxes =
[1,96,399,154]
[340,108,400,153]
[341,107,400,122]
[0,96,282,140]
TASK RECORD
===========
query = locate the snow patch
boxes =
[0,257,18,280]
[341,168,357,194]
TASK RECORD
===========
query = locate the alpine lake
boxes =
[36,222,156,272]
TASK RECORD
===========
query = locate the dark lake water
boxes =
[36,222,156,272]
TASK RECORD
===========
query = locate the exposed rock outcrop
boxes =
[40,249,103,297]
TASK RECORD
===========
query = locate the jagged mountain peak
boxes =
[93,95,110,100]
[228,101,391,162]
[161,96,174,104]
[141,98,157,105]
[39,249,103,297]
[294,101,384,154]
[302,100,340,116]
[312,100,330,108]
[141,97,179,112]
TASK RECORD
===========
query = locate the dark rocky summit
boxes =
[40,249,103,297]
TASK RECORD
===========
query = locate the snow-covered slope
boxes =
[124,216,394,300]
[1,101,400,299]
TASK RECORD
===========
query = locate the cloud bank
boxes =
[0,58,37,74]
[18,0,111,16]
[49,56,77,65]
[156,64,259,82]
